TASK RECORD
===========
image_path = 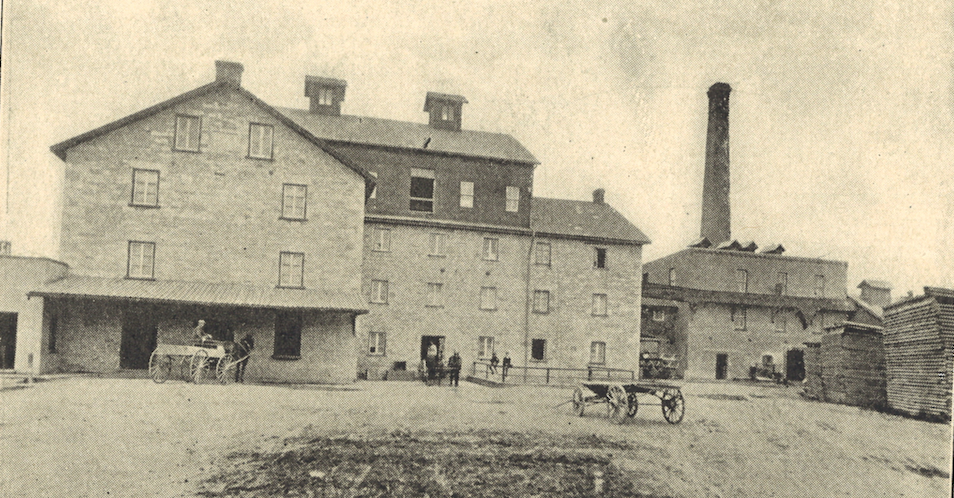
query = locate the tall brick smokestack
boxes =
[701,82,731,244]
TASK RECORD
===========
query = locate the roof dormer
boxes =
[305,76,347,116]
[424,92,467,131]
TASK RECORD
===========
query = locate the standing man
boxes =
[502,352,512,382]
[447,351,462,387]
[425,341,438,383]
[235,333,254,383]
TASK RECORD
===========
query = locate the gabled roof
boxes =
[530,197,650,245]
[277,107,539,165]
[848,295,884,322]
[858,279,892,290]
[49,80,375,187]
[29,275,368,313]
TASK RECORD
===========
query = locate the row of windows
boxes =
[366,333,607,364]
[668,267,826,297]
[126,241,306,287]
[174,115,274,159]
[374,167,521,214]
[369,279,609,316]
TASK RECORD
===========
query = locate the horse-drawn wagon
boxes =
[148,340,246,384]
[571,381,685,424]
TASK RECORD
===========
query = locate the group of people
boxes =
[423,342,463,386]
[487,352,513,380]
[192,319,254,383]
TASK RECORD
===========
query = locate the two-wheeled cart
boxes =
[148,340,247,384]
[571,381,685,424]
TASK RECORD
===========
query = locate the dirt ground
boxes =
[1,377,951,497]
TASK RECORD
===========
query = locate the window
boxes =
[478,336,494,358]
[174,115,201,152]
[369,172,378,199]
[505,186,520,212]
[594,247,607,269]
[590,341,606,365]
[814,275,826,297]
[733,307,747,330]
[127,241,155,279]
[483,237,499,261]
[317,86,335,106]
[736,269,748,293]
[281,184,307,220]
[531,339,546,361]
[278,252,305,288]
[535,242,551,266]
[652,310,665,322]
[592,294,608,316]
[668,268,677,286]
[480,286,497,310]
[273,311,302,359]
[370,280,389,304]
[427,283,443,307]
[248,123,274,159]
[441,104,455,121]
[459,181,474,208]
[410,168,435,212]
[429,233,447,256]
[131,169,159,206]
[776,272,788,295]
[368,331,386,356]
[533,290,550,314]
[372,227,391,252]
[774,312,786,333]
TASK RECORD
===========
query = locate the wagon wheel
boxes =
[661,389,685,424]
[216,353,236,384]
[627,392,639,417]
[190,349,209,384]
[572,386,587,417]
[149,352,171,384]
[606,385,629,423]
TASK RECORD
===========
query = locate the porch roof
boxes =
[28,275,368,314]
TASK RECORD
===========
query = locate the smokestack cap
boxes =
[708,82,731,97]
[593,188,605,204]
[215,60,244,86]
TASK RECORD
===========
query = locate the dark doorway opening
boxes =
[120,306,158,369]
[0,313,17,369]
[715,353,728,380]
[420,335,445,362]
[786,349,805,382]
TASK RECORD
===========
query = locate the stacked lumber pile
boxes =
[883,290,954,420]
[820,329,886,407]
[803,342,823,400]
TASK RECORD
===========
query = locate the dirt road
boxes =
[1,378,950,497]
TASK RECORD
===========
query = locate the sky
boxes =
[1,0,952,298]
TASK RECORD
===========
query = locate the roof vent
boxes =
[424,92,467,131]
[215,60,244,86]
[739,241,758,252]
[305,76,347,116]
[715,239,742,251]
[759,244,786,255]
[592,188,605,204]
[0,240,10,255]
[688,237,712,248]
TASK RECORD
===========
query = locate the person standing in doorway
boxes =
[426,341,438,383]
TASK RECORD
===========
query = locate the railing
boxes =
[470,361,635,386]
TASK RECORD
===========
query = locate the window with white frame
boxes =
[127,241,155,279]
[480,286,497,310]
[589,341,606,365]
[733,307,747,331]
[410,168,435,212]
[248,123,274,159]
[483,237,499,261]
[370,280,389,304]
[814,275,826,297]
[278,252,305,288]
[281,184,307,220]
[369,171,378,199]
[736,269,748,293]
[535,241,551,266]
[131,169,159,206]
[427,283,443,307]
[459,181,474,208]
[317,87,335,106]
[368,331,386,355]
[505,186,520,212]
[478,336,494,358]
[668,268,677,286]
[591,294,608,316]
[372,227,391,252]
[441,104,455,122]
[533,290,550,314]
[652,310,666,322]
[174,115,201,152]
[428,233,447,256]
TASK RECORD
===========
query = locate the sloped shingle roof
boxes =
[530,197,650,245]
[29,275,368,313]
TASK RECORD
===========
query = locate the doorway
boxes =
[0,313,17,369]
[786,349,805,382]
[420,335,445,362]
[120,306,158,370]
[715,353,728,380]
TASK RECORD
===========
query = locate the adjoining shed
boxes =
[883,287,954,420]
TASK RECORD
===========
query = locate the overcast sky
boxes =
[1,0,952,297]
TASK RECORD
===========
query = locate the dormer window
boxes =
[317,87,335,106]
[305,76,346,116]
[424,92,467,131]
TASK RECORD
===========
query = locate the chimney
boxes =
[215,60,244,86]
[858,280,892,308]
[305,76,347,116]
[592,188,605,204]
[424,92,467,131]
[701,82,732,245]
[0,240,10,256]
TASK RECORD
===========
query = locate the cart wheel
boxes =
[149,352,170,384]
[190,349,209,384]
[216,353,236,384]
[661,389,685,424]
[572,386,587,417]
[627,392,639,417]
[606,385,628,422]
